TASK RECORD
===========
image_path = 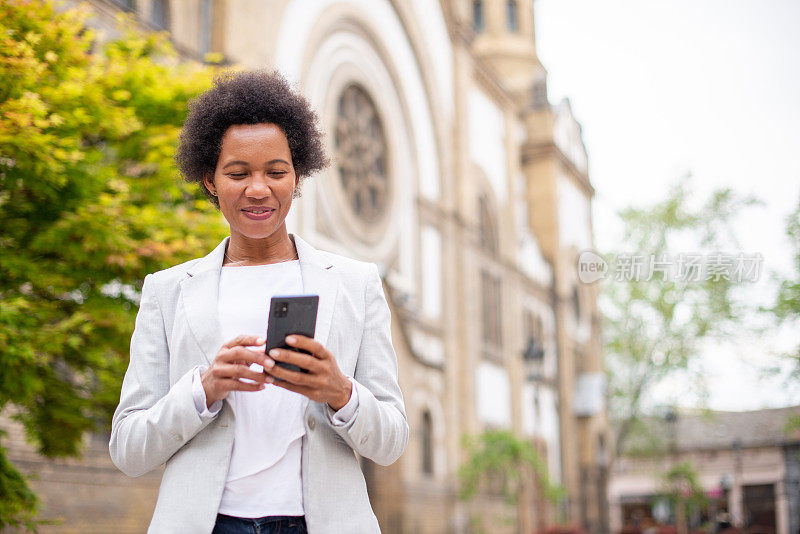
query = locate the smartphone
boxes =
[265,295,319,374]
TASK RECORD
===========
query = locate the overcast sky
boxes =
[534,0,800,411]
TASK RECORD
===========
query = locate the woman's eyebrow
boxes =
[221,160,249,169]
[266,159,291,165]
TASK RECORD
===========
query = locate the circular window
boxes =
[334,84,389,224]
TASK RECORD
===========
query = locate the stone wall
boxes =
[1,412,160,533]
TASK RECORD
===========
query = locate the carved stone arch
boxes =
[282,10,425,268]
[321,79,395,251]
[297,4,444,203]
[274,0,447,299]
[299,0,451,151]
[381,0,453,196]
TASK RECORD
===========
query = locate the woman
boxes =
[109,71,408,534]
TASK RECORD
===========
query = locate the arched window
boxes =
[506,0,519,32]
[478,194,497,253]
[421,410,433,475]
[481,269,502,346]
[151,0,171,30]
[473,0,484,32]
[334,84,389,224]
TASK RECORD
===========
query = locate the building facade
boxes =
[7,0,609,532]
[608,407,800,534]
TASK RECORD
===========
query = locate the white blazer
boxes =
[109,234,408,533]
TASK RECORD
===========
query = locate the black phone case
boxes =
[265,295,319,374]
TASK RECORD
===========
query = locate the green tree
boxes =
[603,180,757,459]
[772,197,800,377]
[656,461,708,534]
[0,0,227,527]
[768,195,800,431]
[458,429,564,533]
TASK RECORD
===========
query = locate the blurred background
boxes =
[0,0,798,533]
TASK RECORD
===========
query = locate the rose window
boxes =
[334,84,388,223]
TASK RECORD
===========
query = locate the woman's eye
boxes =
[269,171,288,177]
[228,172,247,178]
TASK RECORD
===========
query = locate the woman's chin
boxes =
[230,222,286,241]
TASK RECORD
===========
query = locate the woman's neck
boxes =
[224,229,297,266]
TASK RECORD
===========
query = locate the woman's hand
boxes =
[201,335,269,408]
[264,335,353,411]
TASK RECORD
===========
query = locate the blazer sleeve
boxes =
[109,273,213,477]
[331,263,409,466]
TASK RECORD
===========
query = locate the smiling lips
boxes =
[241,207,276,220]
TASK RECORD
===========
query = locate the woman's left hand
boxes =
[264,335,353,411]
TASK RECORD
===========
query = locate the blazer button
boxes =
[360,436,368,445]
[308,417,315,431]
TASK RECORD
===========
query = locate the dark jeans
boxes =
[212,514,307,534]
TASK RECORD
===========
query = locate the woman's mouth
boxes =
[241,207,275,220]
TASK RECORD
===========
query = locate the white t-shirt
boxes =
[189,260,358,518]
[218,261,306,517]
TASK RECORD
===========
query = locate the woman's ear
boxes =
[203,174,217,196]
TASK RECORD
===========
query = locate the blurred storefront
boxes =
[609,406,800,534]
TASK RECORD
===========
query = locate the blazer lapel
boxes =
[180,234,339,360]
[180,237,228,365]
[293,234,338,350]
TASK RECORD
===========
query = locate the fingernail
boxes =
[269,349,279,358]
[286,335,296,344]
[265,376,274,384]
[256,337,265,345]
[264,358,275,369]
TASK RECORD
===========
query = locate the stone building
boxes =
[608,407,800,534]
[6,0,609,532]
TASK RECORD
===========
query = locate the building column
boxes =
[776,480,788,534]
[729,483,743,527]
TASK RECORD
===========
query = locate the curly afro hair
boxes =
[176,70,329,208]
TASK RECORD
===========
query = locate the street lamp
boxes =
[522,336,545,382]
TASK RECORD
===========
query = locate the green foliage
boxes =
[603,179,758,458]
[784,413,800,433]
[0,428,38,530]
[655,461,709,526]
[0,0,228,526]
[614,417,671,459]
[771,196,800,381]
[458,429,564,505]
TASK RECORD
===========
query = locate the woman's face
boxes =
[204,123,297,242]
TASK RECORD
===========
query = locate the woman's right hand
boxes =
[201,335,269,407]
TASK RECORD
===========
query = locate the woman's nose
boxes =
[245,174,271,198]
